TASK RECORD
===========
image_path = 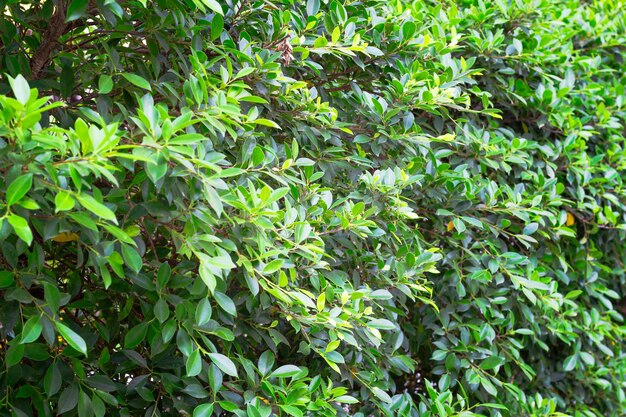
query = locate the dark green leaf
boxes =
[66,0,89,22]
[124,322,149,349]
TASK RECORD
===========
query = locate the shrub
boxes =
[0,0,625,416]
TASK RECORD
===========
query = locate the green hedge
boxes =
[0,0,625,416]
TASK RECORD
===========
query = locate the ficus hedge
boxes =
[0,0,625,416]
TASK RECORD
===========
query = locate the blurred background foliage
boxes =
[0,0,625,416]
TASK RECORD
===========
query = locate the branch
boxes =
[30,2,69,79]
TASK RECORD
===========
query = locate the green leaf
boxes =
[334,1,347,22]
[195,298,212,326]
[8,214,33,245]
[367,319,396,330]
[186,349,202,377]
[121,73,152,91]
[0,271,15,288]
[211,14,224,41]
[210,328,232,341]
[206,254,235,269]
[452,217,466,233]
[580,351,595,365]
[78,390,93,417]
[205,185,223,217]
[262,259,284,274]
[154,298,170,323]
[335,395,359,404]
[269,365,301,378]
[121,244,143,273]
[157,262,171,289]
[193,404,214,417]
[258,350,275,376]
[162,320,177,344]
[565,290,583,299]
[480,356,504,370]
[563,354,577,372]
[98,75,113,94]
[8,74,30,104]
[401,21,416,40]
[146,154,168,183]
[44,363,62,396]
[92,394,106,417]
[60,64,74,99]
[20,315,42,344]
[70,213,98,231]
[208,363,222,394]
[55,191,76,212]
[124,322,149,349]
[5,343,25,367]
[199,265,216,294]
[480,377,498,396]
[253,118,280,129]
[76,193,118,224]
[306,0,320,15]
[372,387,392,403]
[6,174,33,206]
[279,405,303,417]
[66,0,89,22]
[200,0,223,15]
[58,385,79,414]
[56,322,88,355]
[207,353,238,377]
[214,291,237,316]
[481,403,509,411]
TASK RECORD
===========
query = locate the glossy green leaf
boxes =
[121,244,142,273]
[186,349,202,377]
[56,322,88,355]
[98,75,113,94]
[262,259,284,274]
[8,74,30,104]
[195,298,212,326]
[6,174,32,206]
[121,73,152,91]
[7,214,33,245]
[269,365,301,378]
[213,291,236,316]
[193,404,214,417]
[20,315,42,344]
[55,191,76,212]
[208,352,238,377]
[76,194,118,224]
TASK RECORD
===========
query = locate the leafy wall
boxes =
[0,1,625,416]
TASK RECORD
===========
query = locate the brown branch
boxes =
[30,2,69,79]
[319,226,343,236]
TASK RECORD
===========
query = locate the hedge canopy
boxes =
[0,0,625,416]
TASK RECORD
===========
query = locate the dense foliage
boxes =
[1,0,625,416]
